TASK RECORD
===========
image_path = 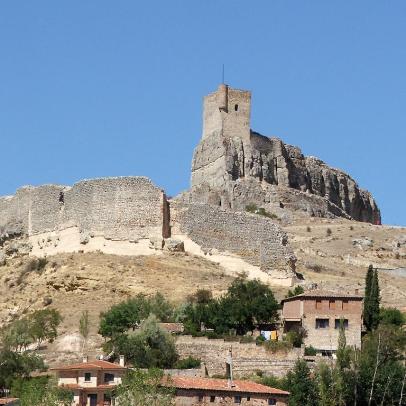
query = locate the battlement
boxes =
[202,84,251,140]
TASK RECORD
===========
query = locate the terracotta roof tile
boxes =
[0,399,19,405]
[51,359,126,371]
[282,289,363,303]
[165,376,289,395]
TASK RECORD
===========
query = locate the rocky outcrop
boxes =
[191,131,381,224]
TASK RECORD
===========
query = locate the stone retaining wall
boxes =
[175,335,302,378]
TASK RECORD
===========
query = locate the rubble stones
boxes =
[164,239,185,252]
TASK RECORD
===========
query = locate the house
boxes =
[166,376,289,406]
[281,289,363,353]
[0,399,20,405]
[51,356,127,406]
[159,322,185,334]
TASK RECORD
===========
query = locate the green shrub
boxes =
[304,346,317,356]
[245,204,278,219]
[174,356,201,369]
[265,340,293,353]
[286,331,304,348]
[256,335,266,345]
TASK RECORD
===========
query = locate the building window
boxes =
[247,396,251,401]
[210,395,216,402]
[335,319,349,329]
[198,394,204,402]
[234,395,242,403]
[84,372,91,382]
[342,300,349,310]
[234,104,239,111]
[316,300,322,310]
[329,300,336,310]
[268,399,277,405]
[104,373,114,383]
[315,318,329,329]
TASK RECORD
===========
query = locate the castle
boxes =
[0,84,381,286]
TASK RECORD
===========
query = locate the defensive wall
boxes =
[0,177,169,242]
[170,200,296,281]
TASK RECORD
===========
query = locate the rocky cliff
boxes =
[190,130,380,224]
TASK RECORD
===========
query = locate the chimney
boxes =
[82,355,88,363]
[200,361,208,377]
[226,347,234,388]
[119,355,125,367]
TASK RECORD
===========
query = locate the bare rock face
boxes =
[190,90,380,224]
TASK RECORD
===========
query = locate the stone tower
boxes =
[202,84,251,141]
[191,83,381,224]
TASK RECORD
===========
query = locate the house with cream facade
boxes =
[52,356,127,406]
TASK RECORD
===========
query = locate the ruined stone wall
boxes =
[175,336,302,377]
[0,177,167,242]
[170,200,296,279]
[63,177,165,241]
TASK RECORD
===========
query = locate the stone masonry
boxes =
[191,84,381,224]
[175,335,302,378]
[171,200,296,280]
[0,177,169,242]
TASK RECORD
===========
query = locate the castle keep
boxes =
[0,84,381,285]
[191,84,380,224]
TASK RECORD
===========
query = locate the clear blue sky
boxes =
[0,1,405,225]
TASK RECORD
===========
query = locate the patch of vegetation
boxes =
[16,258,48,285]
[286,285,304,298]
[304,345,318,356]
[245,204,278,219]
[264,339,293,353]
[174,356,201,369]
[181,277,280,336]
[306,263,325,273]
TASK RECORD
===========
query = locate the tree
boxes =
[363,265,374,331]
[369,269,381,330]
[285,359,318,406]
[380,307,405,327]
[0,350,45,389]
[11,376,73,406]
[115,368,174,406]
[29,309,62,348]
[2,319,33,352]
[286,285,304,298]
[79,310,90,355]
[148,293,174,322]
[99,293,174,338]
[217,278,279,335]
[114,315,178,369]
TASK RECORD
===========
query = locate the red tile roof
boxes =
[51,359,126,371]
[281,289,363,303]
[159,322,184,333]
[0,399,19,405]
[165,376,289,396]
[61,384,117,391]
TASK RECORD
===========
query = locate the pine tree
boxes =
[363,265,374,331]
[369,269,380,330]
[286,359,318,406]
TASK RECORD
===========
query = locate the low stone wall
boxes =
[175,335,302,378]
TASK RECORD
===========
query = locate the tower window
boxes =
[234,104,239,111]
